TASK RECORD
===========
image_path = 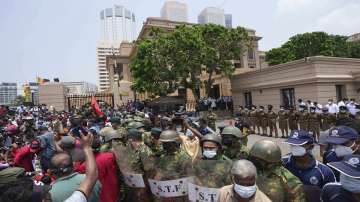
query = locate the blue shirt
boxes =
[321,182,358,202]
[38,132,56,159]
[323,150,343,164]
[282,154,336,188]
[199,127,212,135]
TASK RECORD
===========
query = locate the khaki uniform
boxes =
[249,109,258,132]
[267,110,278,137]
[218,185,272,202]
[298,111,309,131]
[257,166,306,202]
[278,110,289,137]
[307,112,321,140]
[320,113,336,131]
[288,111,298,131]
[258,110,267,135]
[207,112,217,131]
[337,111,351,120]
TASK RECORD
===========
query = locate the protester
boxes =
[14,140,41,172]
[218,159,271,202]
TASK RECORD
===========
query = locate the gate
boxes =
[67,93,114,111]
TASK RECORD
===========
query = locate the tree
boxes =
[11,95,25,106]
[130,24,250,100]
[265,32,360,65]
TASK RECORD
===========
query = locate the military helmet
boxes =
[99,127,114,137]
[200,133,222,147]
[127,121,145,129]
[105,130,122,142]
[159,130,179,142]
[221,126,243,138]
[249,140,281,163]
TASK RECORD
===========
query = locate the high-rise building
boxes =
[225,14,232,28]
[160,1,188,22]
[100,5,136,43]
[0,83,17,105]
[198,7,225,26]
[97,5,136,91]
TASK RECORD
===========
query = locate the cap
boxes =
[151,127,162,136]
[328,154,360,178]
[284,130,314,145]
[110,117,121,124]
[326,126,358,145]
[60,136,76,148]
[128,128,141,140]
[30,140,41,152]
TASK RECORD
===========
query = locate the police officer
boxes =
[221,126,248,160]
[110,117,122,130]
[323,126,360,180]
[249,139,306,202]
[298,104,309,131]
[308,106,321,142]
[258,106,267,136]
[282,130,336,189]
[249,106,258,134]
[337,106,351,120]
[288,106,299,131]
[320,107,336,131]
[267,105,278,138]
[143,127,162,156]
[321,154,360,202]
[207,109,217,131]
[278,105,289,138]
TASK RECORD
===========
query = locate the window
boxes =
[244,92,252,107]
[281,88,295,108]
[248,49,255,60]
[249,65,255,69]
[234,62,242,68]
[336,85,346,101]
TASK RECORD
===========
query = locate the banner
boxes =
[123,172,146,188]
[188,182,220,202]
[148,177,193,198]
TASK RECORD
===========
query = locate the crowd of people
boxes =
[196,96,234,112]
[0,97,359,202]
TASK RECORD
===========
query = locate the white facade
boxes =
[97,41,120,91]
[63,81,98,94]
[160,1,188,22]
[198,7,225,26]
[100,5,136,43]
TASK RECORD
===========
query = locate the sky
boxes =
[1,0,360,86]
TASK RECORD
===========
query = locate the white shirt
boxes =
[338,101,345,107]
[326,103,339,114]
[347,102,358,115]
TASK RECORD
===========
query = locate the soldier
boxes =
[249,139,306,202]
[267,105,278,138]
[192,133,232,188]
[143,127,162,157]
[221,126,248,160]
[288,106,299,131]
[207,108,217,131]
[278,106,289,138]
[258,106,267,136]
[298,105,309,131]
[249,106,258,134]
[320,107,336,131]
[308,106,321,142]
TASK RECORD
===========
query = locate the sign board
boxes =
[188,182,220,202]
[148,177,192,198]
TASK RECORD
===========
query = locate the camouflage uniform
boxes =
[143,132,162,157]
[223,144,249,160]
[288,110,299,131]
[267,110,278,137]
[221,126,249,160]
[258,109,267,135]
[207,111,217,131]
[257,166,306,202]
[278,110,289,137]
[337,111,351,120]
[298,111,309,131]
[192,159,232,188]
[320,112,336,130]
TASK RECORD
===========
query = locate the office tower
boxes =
[225,14,232,28]
[198,7,225,26]
[161,1,188,22]
[0,82,17,105]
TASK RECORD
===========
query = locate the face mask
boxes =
[203,149,217,159]
[299,108,304,112]
[185,129,193,137]
[234,183,257,198]
[280,108,284,111]
[328,102,332,104]
[290,145,307,156]
[334,142,356,157]
[310,110,315,113]
[340,174,360,193]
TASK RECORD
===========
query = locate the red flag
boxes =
[91,96,104,117]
